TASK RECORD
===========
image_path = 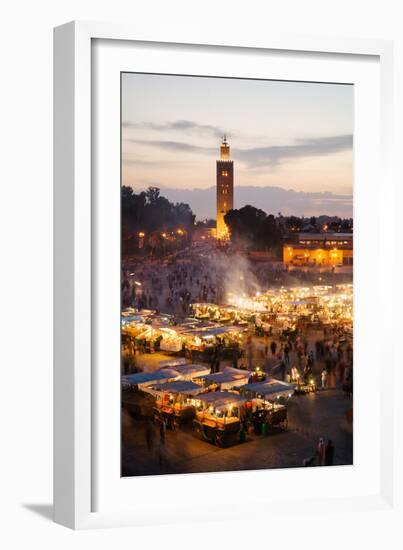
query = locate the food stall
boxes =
[294,371,317,394]
[166,363,211,381]
[240,379,295,433]
[195,366,251,391]
[121,369,179,392]
[193,392,247,447]
[121,321,163,353]
[150,380,205,427]
[158,358,189,369]
[183,325,247,349]
[158,327,183,352]
[191,303,252,326]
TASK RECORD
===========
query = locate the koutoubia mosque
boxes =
[216,136,234,240]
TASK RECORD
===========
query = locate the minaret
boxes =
[216,135,234,240]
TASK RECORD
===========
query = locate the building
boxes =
[283,232,353,266]
[216,136,234,240]
[192,226,216,243]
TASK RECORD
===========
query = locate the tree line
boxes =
[122,186,353,257]
[224,205,352,252]
[122,186,195,235]
[122,186,195,256]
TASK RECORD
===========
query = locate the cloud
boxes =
[237,135,353,167]
[122,119,227,138]
[124,134,352,167]
[127,139,216,155]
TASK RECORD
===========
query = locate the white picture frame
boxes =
[54,21,396,529]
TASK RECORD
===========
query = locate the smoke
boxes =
[201,247,261,305]
[224,254,261,303]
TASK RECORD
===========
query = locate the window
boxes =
[222,170,228,177]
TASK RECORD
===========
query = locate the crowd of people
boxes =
[122,247,228,315]
[122,243,352,472]
[122,242,353,316]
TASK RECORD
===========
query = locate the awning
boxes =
[195,391,246,408]
[171,363,211,379]
[151,380,203,395]
[240,379,295,401]
[122,369,179,386]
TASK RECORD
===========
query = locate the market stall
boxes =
[240,379,295,433]
[193,392,247,447]
[158,358,189,369]
[150,380,204,427]
[195,366,251,391]
[158,327,183,352]
[121,369,179,392]
[165,363,211,381]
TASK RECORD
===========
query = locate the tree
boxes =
[121,185,195,256]
[285,215,304,231]
[224,205,282,251]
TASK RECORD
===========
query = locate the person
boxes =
[291,365,300,384]
[264,334,269,357]
[280,360,286,381]
[325,439,335,466]
[317,437,325,466]
[210,347,217,373]
[145,418,154,451]
[337,361,346,386]
[159,418,166,446]
[232,346,239,369]
[303,363,310,384]
[321,367,327,389]
[270,341,277,356]
[284,343,290,366]
[285,371,291,384]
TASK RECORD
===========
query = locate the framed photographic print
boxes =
[54,21,395,529]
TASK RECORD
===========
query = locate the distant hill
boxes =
[158,185,352,220]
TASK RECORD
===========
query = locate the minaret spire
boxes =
[220,134,230,161]
[216,136,234,240]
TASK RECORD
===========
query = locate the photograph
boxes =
[120,72,354,477]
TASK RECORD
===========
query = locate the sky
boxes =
[122,72,353,219]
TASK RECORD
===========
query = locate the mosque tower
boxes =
[216,136,234,240]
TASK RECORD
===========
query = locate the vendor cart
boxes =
[150,380,204,428]
[240,379,295,433]
[195,366,251,391]
[193,392,246,447]
[294,374,317,394]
